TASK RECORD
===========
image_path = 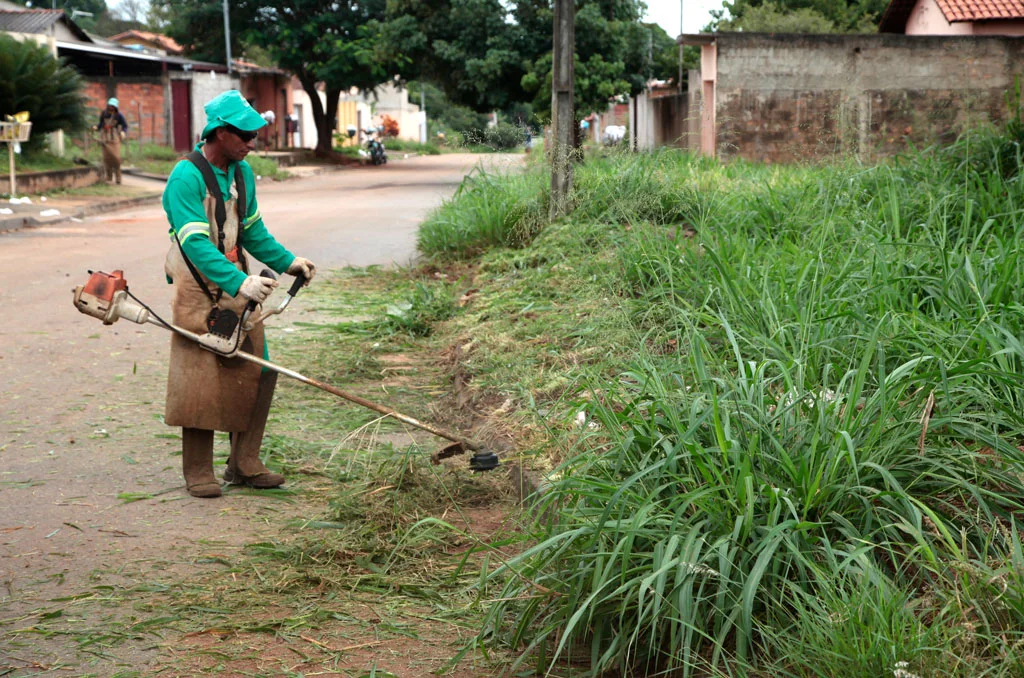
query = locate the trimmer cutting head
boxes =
[432,442,500,471]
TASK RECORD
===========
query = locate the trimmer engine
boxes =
[72,270,150,325]
[72,270,242,356]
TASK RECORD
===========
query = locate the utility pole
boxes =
[678,0,684,93]
[223,0,232,75]
[549,0,575,220]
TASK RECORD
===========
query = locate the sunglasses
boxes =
[225,125,258,142]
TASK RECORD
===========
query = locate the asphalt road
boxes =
[0,153,513,673]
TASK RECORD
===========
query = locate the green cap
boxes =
[107,97,118,107]
[200,90,266,140]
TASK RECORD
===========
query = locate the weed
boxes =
[419,128,1024,675]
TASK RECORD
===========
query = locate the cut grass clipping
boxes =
[420,124,1024,676]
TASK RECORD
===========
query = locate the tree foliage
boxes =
[406,81,491,135]
[383,0,528,114]
[713,0,890,33]
[158,0,394,154]
[384,0,671,123]
[0,34,86,152]
[154,0,257,64]
[241,0,393,154]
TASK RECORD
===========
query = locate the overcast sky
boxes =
[643,0,728,36]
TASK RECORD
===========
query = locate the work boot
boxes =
[182,427,222,498]
[224,372,284,489]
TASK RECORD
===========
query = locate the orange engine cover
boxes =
[81,270,127,303]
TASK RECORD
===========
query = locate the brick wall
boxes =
[116,80,168,145]
[703,33,1024,163]
[82,77,169,145]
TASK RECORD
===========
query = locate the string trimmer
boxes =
[71,269,499,471]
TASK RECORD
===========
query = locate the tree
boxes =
[113,0,146,23]
[382,0,530,114]
[158,0,395,155]
[384,0,660,124]
[406,81,491,136]
[154,0,257,63]
[241,0,393,155]
[715,2,838,32]
[0,33,86,154]
[518,1,675,121]
[712,0,890,33]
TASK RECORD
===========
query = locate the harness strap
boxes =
[176,150,250,304]
[174,233,219,303]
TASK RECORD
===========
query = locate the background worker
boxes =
[162,90,316,498]
[96,97,127,184]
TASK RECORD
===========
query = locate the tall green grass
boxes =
[418,166,548,258]
[424,131,1024,675]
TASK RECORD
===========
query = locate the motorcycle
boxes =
[365,128,387,165]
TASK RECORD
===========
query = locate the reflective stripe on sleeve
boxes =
[175,221,211,244]
[243,210,261,229]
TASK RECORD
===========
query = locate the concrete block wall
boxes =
[705,33,1024,163]
[189,72,243,144]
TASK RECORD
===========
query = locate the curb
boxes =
[0,192,163,233]
[122,168,170,182]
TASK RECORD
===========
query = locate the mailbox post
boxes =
[0,120,33,198]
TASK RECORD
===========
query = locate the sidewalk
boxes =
[0,174,164,233]
[0,162,350,233]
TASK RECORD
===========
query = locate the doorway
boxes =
[171,80,192,153]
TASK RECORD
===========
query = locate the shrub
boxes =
[246,154,289,180]
[460,123,525,150]
[380,114,400,138]
[0,33,86,154]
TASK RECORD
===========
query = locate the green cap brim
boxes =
[200,104,267,140]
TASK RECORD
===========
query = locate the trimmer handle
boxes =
[244,269,279,313]
[241,270,303,331]
[287,271,307,297]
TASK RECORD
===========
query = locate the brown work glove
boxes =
[286,257,316,285]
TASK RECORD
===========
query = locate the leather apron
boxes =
[99,115,121,172]
[164,175,265,432]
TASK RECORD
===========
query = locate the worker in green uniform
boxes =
[162,90,316,498]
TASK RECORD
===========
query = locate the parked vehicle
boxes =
[365,128,387,165]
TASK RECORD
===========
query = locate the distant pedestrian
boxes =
[524,127,533,154]
[96,97,127,184]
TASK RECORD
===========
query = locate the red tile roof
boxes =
[934,0,1024,21]
[108,30,183,54]
[880,0,1024,31]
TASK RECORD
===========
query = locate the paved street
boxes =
[0,153,512,673]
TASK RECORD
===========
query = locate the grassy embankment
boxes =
[413,129,1024,676]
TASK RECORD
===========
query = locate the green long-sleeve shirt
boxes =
[162,145,294,296]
